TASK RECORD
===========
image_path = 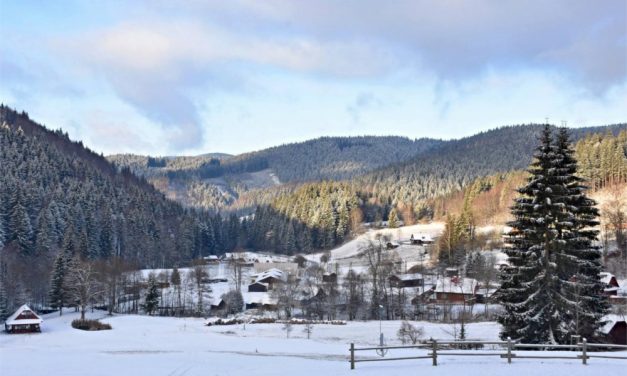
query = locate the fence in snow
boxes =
[348,338,627,369]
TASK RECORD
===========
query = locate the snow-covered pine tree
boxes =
[49,250,68,315]
[498,125,561,343]
[8,190,33,254]
[552,127,608,342]
[142,275,160,316]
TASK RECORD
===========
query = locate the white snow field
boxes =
[1,311,625,376]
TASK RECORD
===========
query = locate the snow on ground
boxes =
[307,223,445,262]
[1,312,624,376]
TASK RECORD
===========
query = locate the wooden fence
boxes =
[349,338,627,369]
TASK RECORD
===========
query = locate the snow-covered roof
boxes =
[252,268,286,284]
[5,305,43,326]
[411,233,434,241]
[601,314,626,334]
[599,272,618,286]
[435,277,478,295]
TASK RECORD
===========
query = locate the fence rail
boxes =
[349,338,627,369]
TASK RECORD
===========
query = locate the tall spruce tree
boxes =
[499,125,608,344]
[552,128,608,342]
[499,125,562,343]
[49,250,68,315]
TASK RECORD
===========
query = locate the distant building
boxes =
[4,305,43,333]
[599,272,620,296]
[430,277,478,303]
[603,316,627,345]
[389,273,424,288]
[410,233,434,245]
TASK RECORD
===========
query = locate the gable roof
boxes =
[252,268,286,284]
[5,304,43,325]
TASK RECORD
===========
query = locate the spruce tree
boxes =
[49,250,68,315]
[552,128,608,342]
[499,125,561,343]
[142,275,160,316]
[499,125,608,344]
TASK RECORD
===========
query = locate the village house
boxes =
[248,268,287,291]
[388,273,424,288]
[4,305,43,334]
[599,272,620,296]
[603,315,627,345]
[410,233,434,245]
[429,276,479,304]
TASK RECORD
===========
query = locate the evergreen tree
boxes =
[498,126,608,344]
[142,275,160,315]
[48,250,68,315]
[388,208,399,228]
[8,191,33,254]
[552,128,609,341]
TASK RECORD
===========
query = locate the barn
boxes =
[4,305,43,334]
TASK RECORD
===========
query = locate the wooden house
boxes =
[430,277,478,304]
[410,233,434,245]
[599,272,620,296]
[389,273,424,288]
[248,282,269,292]
[603,316,627,345]
[4,305,43,333]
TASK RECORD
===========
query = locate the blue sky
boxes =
[1,0,625,156]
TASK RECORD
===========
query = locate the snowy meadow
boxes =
[1,311,624,376]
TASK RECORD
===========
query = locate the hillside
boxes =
[0,106,237,308]
[108,136,443,211]
[355,123,627,221]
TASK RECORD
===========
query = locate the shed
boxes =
[389,273,424,288]
[599,272,620,296]
[5,305,43,333]
[431,277,478,303]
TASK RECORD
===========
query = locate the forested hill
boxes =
[108,136,443,211]
[0,106,231,271]
[355,123,627,219]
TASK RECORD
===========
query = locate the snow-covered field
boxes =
[1,311,624,376]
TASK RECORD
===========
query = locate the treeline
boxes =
[576,130,627,189]
[244,182,362,254]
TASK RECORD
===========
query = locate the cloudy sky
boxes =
[1,1,625,155]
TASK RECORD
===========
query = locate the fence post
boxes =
[582,338,587,365]
[432,339,438,366]
[507,337,512,364]
[350,343,355,369]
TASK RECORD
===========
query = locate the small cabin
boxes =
[5,305,43,333]
[410,233,434,245]
[430,277,478,304]
[603,317,627,345]
[389,273,424,288]
[599,272,620,296]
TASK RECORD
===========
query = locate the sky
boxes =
[0,0,626,156]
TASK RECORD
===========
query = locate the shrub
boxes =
[397,321,423,344]
[71,319,112,331]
